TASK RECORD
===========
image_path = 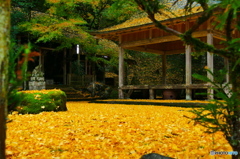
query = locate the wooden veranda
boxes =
[92,10,239,100]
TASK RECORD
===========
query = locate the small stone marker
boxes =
[29,65,46,90]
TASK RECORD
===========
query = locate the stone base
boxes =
[29,81,46,90]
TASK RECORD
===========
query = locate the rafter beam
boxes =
[212,30,226,41]
[128,46,185,55]
[121,30,208,48]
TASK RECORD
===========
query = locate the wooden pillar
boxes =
[68,48,73,85]
[119,46,124,99]
[63,48,67,85]
[207,32,214,99]
[162,54,167,84]
[224,57,231,97]
[224,58,230,83]
[185,45,192,100]
[92,60,96,97]
[149,89,154,99]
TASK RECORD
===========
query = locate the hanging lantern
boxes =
[76,44,79,54]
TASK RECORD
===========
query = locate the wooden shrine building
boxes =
[92,9,239,100]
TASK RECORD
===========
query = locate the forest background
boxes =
[10,0,225,86]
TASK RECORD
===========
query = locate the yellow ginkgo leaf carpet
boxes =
[6,101,232,159]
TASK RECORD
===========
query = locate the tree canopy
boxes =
[11,0,141,73]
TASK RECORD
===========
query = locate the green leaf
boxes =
[192,73,211,82]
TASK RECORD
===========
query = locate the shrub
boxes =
[14,89,67,114]
[108,87,118,99]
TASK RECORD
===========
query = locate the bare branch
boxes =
[187,2,212,34]
[147,13,181,36]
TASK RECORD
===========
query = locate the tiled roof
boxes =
[98,7,202,33]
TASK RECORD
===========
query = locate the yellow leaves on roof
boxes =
[100,7,203,32]
[6,101,232,158]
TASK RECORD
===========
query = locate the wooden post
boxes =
[68,48,73,85]
[119,46,124,99]
[207,32,214,99]
[185,45,192,100]
[149,89,154,99]
[224,57,231,97]
[224,58,230,83]
[63,48,67,85]
[162,54,167,84]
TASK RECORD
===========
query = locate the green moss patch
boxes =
[16,89,67,114]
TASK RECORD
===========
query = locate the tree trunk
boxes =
[0,1,11,158]
[228,59,240,159]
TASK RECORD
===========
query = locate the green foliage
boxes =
[12,0,47,13]
[101,0,139,27]
[214,0,240,30]
[19,93,56,114]
[8,43,31,112]
[193,68,229,86]
[16,90,67,114]
[11,0,49,39]
[20,12,88,47]
[82,39,119,73]
[46,90,67,111]
[192,68,240,148]
[72,60,85,75]
[15,0,122,72]
[8,91,24,113]
[108,88,119,99]
[11,0,138,80]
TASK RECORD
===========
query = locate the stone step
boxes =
[45,84,106,101]
[45,85,92,101]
